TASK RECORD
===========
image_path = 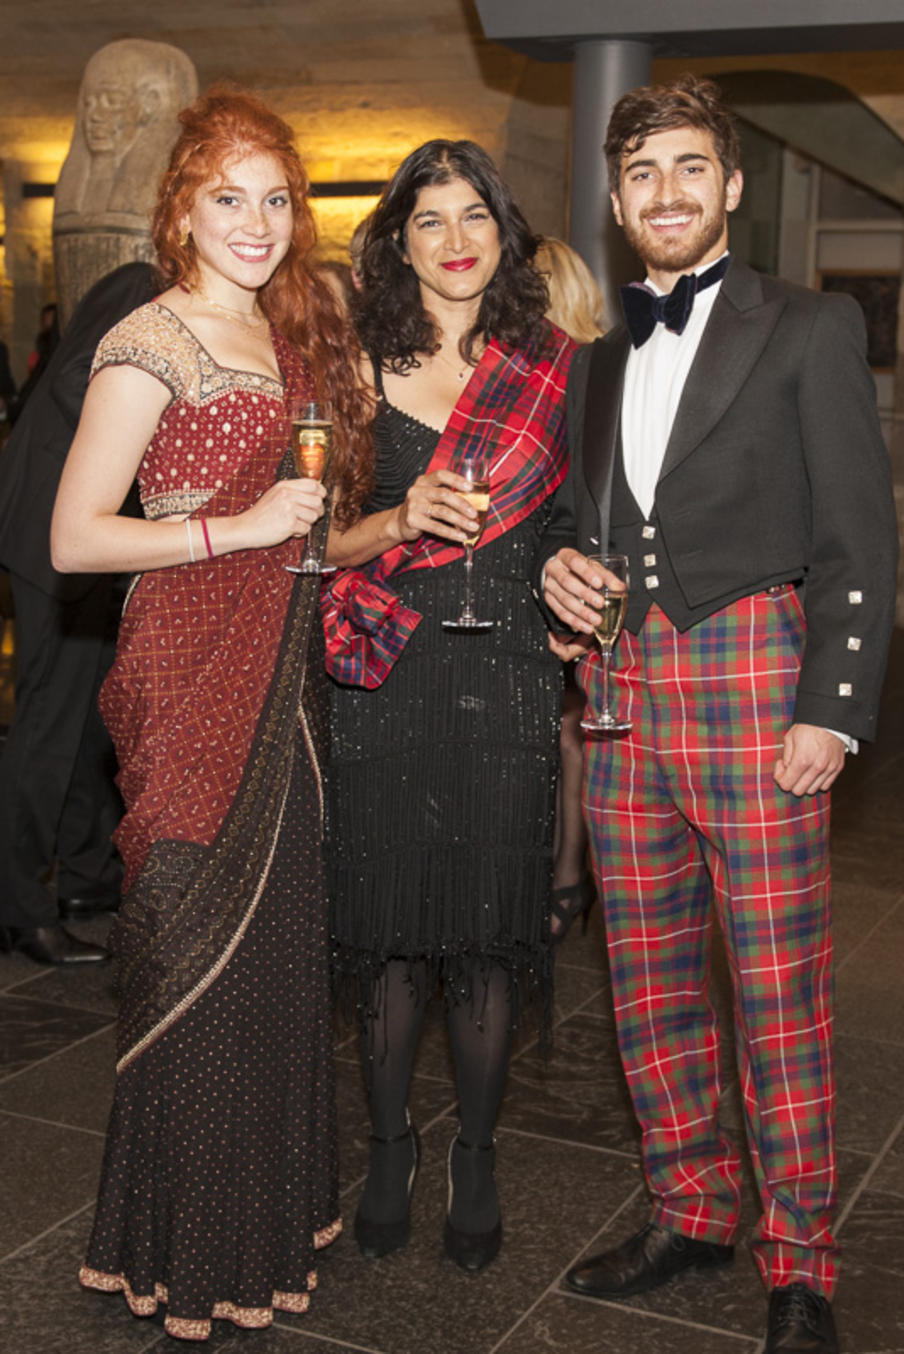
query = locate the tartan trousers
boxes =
[581,588,838,1297]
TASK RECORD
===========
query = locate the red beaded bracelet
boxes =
[200,517,214,559]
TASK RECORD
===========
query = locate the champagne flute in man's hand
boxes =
[580,553,631,733]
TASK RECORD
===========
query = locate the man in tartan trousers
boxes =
[538,76,899,1354]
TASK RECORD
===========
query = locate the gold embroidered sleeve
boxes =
[90,303,193,402]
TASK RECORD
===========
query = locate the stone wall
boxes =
[0,1,573,372]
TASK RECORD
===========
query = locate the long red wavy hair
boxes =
[152,85,373,525]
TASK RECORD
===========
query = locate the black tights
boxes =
[363,959,512,1146]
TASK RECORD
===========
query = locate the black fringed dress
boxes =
[327,395,561,1024]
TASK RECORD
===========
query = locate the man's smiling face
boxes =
[611,124,743,288]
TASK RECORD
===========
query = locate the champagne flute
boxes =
[580,553,631,733]
[285,398,334,575]
[442,451,493,631]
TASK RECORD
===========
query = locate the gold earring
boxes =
[178,225,190,247]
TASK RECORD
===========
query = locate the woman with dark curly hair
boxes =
[322,140,575,1273]
[52,87,371,1339]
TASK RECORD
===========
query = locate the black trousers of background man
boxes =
[0,571,122,929]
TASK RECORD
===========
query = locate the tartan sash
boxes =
[323,321,575,688]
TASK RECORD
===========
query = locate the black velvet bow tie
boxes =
[621,254,730,348]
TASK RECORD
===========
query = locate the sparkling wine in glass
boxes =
[580,553,631,733]
[286,399,334,575]
[442,452,493,631]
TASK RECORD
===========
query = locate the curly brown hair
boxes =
[354,139,549,373]
[604,74,740,190]
[152,85,373,526]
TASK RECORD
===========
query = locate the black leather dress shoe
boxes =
[566,1222,734,1299]
[0,923,109,966]
[58,892,120,920]
[765,1284,838,1353]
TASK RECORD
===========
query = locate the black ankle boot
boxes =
[443,1134,502,1273]
[354,1121,421,1259]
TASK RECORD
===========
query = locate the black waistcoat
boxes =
[609,438,686,633]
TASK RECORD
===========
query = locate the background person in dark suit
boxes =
[538,76,898,1354]
[0,261,155,964]
[0,337,16,425]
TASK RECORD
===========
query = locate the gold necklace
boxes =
[197,287,267,332]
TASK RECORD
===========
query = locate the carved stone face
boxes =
[82,81,142,156]
[80,54,149,158]
[53,40,199,326]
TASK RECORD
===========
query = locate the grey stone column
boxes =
[569,40,652,324]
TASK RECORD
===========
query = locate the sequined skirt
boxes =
[81,715,340,1341]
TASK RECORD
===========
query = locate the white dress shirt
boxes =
[621,254,725,518]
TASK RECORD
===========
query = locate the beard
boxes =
[620,197,728,275]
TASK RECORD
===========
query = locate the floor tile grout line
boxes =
[0,1019,115,1088]
[507,996,614,1066]
[497,1124,639,1160]
[0,1105,107,1138]
[834,1030,904,1051]
[272,1322,389,1353]
[128,1327,174,1354]
[559,1288,761,1345]
[835,1105,904,1233]
[553,955,611,975]
[486,1182,649,1354]
[4,971,118,1019]
[0,1198,94,1265]
[835,893,904,974]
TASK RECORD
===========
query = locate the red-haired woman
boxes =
[51,88,371,1341]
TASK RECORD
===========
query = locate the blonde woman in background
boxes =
[534,237,605,941]
[536,236,605,344]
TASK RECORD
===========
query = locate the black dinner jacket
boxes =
[0,261,156,601]
[535,257,899,742]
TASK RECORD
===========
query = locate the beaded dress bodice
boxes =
[91,302,285,520]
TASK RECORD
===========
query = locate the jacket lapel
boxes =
[581,329,630,540]
[659,259,786,482]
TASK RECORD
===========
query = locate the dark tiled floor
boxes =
[1,630,903,1354]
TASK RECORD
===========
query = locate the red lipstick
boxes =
[441,258,477,272]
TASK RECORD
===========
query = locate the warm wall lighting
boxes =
[311,195,382,258]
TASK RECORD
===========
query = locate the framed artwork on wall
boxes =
[819,271,900,371]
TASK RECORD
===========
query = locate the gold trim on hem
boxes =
[314,1216,342,1249]
[79,1248,339,1342]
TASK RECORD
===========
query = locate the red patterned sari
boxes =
[80,305,339,1341]
[100,321,325,1069]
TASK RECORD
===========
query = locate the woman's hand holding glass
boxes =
[240,476,327,551]
[395,468,479,543]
